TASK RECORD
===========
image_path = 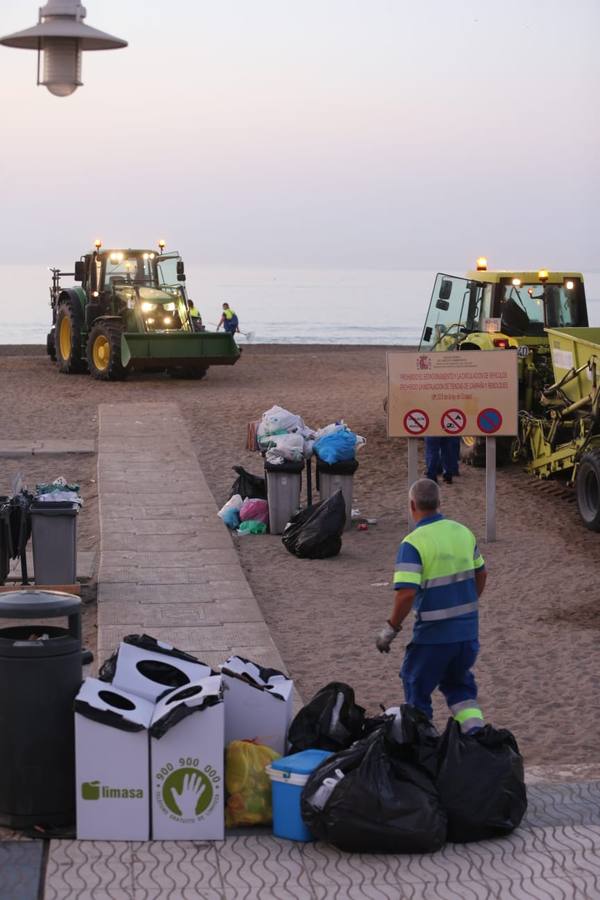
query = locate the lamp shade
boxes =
[0,0,127,96]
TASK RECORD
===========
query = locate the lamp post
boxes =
[0,0,127,97]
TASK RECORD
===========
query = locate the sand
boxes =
[1,345,599,768]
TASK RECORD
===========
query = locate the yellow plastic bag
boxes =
[225,740,281,827]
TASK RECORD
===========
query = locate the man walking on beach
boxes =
[217,302,239,335]
[375,478,486,734]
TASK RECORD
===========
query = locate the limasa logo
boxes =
[81,780,143,800]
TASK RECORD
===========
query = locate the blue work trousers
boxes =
[400,640,479,720]
[424,437,455,480]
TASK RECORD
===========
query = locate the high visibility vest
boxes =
[189,306,201,319]
[223,309,236,320]
[394,516,484,642]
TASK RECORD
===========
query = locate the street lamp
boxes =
[0,1,127,97]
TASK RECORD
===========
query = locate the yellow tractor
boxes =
[419,259,589,464]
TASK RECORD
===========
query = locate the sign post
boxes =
[386,350,518,541]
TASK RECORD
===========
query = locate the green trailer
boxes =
[517,327,600,530]
[47,243,241,380]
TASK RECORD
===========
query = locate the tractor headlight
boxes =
[163,316,173,326]
[141,302,156,313]
[146,317,155,325]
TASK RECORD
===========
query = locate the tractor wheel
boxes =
[575,450,600,531]
[46,330,56,362]
[87,321,128,381]
[461,436,513,467]
[168,367,208,380]
[55,301,86,373]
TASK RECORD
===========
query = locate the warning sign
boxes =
[441,409,466,435]
[387,350,518,438]
[403,409,429,434]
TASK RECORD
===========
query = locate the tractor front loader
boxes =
[47,242,240,381]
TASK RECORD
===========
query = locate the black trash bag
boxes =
[288,682,367,754]
[281,491,345,559]
[301,716,447,854]
[436,718,527,842]
[230,466,267,500]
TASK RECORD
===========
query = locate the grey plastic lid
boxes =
[0,590,81,619]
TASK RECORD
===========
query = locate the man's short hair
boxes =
[409,478,440,512]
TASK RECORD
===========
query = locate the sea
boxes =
[2,264,600,346]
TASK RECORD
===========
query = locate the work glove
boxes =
[375,621,400,654]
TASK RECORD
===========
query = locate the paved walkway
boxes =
[39,402,600,900]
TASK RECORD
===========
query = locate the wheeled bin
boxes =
[316,458,359,531]
[30,501,78,585]
[265,461,304,534]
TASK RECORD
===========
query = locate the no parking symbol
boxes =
[477,408,503,434]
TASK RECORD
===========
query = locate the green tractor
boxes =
[46,242,240,380]
[419,261,589,465]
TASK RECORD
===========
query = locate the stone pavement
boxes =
[37,402,600,899]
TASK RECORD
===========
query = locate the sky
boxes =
[0,0,598,272]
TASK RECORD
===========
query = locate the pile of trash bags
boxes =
[257,406,365,467]
[258,406,316,465]
[290,683,527,853]
[218,467,269,534]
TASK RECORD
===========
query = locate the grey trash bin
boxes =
[30,501,78,584]
[265,460,304,534]
[0,590,82,828]
[316,458,359,531]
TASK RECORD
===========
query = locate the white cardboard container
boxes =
[221,656,294,755]
[150,675,225,840]
[74,677,154,840]
[111,639,213,702]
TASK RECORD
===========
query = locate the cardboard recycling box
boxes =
[221,656,294,755]
[74,678,154,840]
[108,635,214,702]
[150,675,224,840]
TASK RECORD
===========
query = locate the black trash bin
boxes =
[0,590,82,828]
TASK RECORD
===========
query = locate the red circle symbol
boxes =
[403,408,429,435]
[477,408,503,434]
[441,408,466,435]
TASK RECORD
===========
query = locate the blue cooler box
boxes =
[266,749,332,841]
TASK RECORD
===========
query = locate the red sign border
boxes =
[440,408,466,435]
[403,408,430,435]
[477,407,503,435]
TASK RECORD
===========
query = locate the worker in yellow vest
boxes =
[376,478,487,734]
[217,302,239,335]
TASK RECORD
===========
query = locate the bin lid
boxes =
[0,590,81,620]
[270,749,332,776]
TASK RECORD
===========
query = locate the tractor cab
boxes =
[420,267,587,353]
[73,248,195,334]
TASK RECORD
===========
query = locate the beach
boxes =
[1,343,598,769]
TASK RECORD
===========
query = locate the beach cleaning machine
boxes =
[420,261,589,467]
[516,327,600,531]
[46,241,240,380]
